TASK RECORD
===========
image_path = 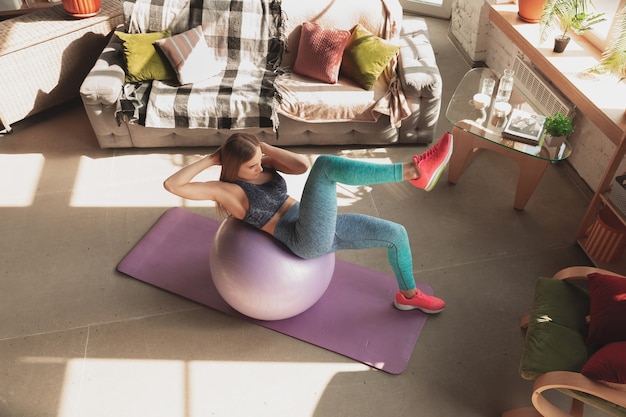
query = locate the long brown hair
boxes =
[216,133,261,217]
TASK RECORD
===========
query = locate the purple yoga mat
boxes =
[118,207,431,374]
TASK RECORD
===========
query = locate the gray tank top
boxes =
[234,168,289,228]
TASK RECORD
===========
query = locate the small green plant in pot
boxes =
[544,112,574,147]
[540,0,605,53]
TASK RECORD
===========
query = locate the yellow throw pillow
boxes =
[116,30,176,83]
[341,24,399,90]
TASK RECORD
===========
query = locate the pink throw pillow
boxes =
[293,22,350,84]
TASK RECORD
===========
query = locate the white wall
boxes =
[449,0,619,192]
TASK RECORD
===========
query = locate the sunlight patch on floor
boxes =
[0,154,44,207]
[0,148,405,211]
[56,358,369,417]
[70,154,196,208]
[66,151,401,209]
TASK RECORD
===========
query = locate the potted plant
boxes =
[543,112,574,147]
[540,0,605,53]
[62,0,100,18]
[518,0,548,23]
[592,5,626,83]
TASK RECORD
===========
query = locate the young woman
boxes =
[164,132,453,313]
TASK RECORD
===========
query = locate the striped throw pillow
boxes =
[155,25,222,85]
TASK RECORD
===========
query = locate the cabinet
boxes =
[0,0,58,19]
[490,4,626,272]
[0,0,123,131]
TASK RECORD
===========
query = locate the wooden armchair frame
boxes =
[504,266,626,417]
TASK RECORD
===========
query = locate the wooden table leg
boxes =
[448,124,550,210]
[448,125,482,184]
[513,155,549,210]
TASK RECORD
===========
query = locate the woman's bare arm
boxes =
[163,153,224,201]
[260,142,310,174]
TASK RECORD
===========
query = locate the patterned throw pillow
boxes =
[293,22,351,84]
[116,29,176,83]
[341,24,400,90]
[155,25,222,85]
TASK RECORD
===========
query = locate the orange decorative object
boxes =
[62,0,100,18]
[585,207,626,262]
[517,0,546,23]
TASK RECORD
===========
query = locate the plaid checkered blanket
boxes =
[143,0,283,130]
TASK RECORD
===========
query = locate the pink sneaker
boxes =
[394,290,446,314]
[410,132,453,191]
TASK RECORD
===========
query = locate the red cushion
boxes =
[587,273,626,349]
[581,341,626,390]
[293,22,350,84]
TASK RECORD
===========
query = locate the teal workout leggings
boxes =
[273,155,415,291]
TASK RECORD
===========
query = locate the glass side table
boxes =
[445,68,571,210]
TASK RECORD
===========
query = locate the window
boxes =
[399,0,452,19]
[584,0,626,50]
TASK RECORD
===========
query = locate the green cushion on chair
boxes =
[520,278,591,380]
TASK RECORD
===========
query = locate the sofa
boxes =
[80,0,442,148]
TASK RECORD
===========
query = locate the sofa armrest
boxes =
[396,18,442,143]
[80,25,126,106]
[397,19,442,100]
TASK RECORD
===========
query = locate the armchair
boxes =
[504,266,626,417]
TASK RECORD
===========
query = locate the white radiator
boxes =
[512,57,576,117]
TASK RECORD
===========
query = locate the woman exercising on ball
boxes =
[164,132,453,313]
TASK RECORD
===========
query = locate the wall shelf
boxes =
[489,4,626,144]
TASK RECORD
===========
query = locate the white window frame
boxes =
[583,0,626,51]
[399,0,452,19]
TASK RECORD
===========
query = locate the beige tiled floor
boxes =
[0,16,594,417]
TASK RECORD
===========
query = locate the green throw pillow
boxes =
[116,30,176,83]
[340,24,400,90]
[519,278,591,380]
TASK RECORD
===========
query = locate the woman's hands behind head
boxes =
[208,149,222,166]
[260,142,310,175]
